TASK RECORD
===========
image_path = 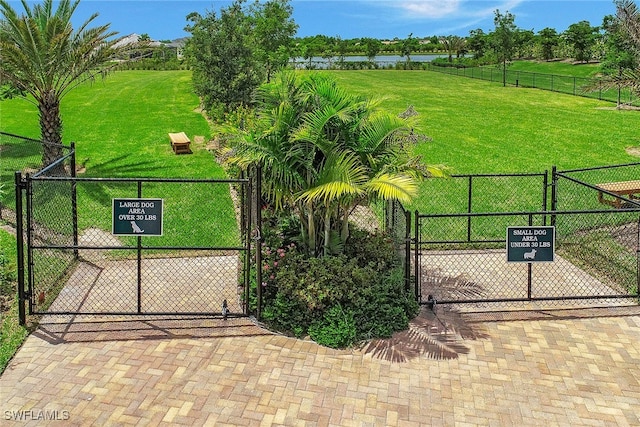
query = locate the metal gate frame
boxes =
[414,209,640,307]
[15,166,262,324]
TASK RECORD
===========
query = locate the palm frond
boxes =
[365,173,418,203]
[297,151,367,205]
[617,0,640,46]
[582,68,640,96]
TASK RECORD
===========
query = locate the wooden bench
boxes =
[596,180,640,208]
[168,132,191,154]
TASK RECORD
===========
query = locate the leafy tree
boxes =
[335,36,349,66]
[490,9,517,86]
[399,33,420,62]
[250,0,297,82]
[0,0,122,169]
[514,29,535,58]
[600,13,637,74]
[185,1,260,119]
[361,37,382,62]
[320,36,336,68]
[467,29,488,59]
[564,20,599,62]
[587,0,640,105]
[230,72,444,256]
[538,27,560,60]
[298,35,325,68]
[185,0,296,119]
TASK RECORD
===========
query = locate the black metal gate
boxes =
[15,159,261,322]
[415,210,640,307]
[413,167,640,308]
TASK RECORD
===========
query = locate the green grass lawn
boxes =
[1,70,239,248]
[4,67,640,219]
[507,60,601,78]
[0,229,29,374]
[327,69,640,212]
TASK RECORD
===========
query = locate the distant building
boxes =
[113,34,187,60]
[165,38,188,60]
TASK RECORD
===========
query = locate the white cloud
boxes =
[392,0,526,20]
[398,1,461,19]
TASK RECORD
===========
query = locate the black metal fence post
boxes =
[254,165,263,320]
[467,176,473,242]
[137,180,142,314]
[637,215,640,303]
[243,170,251,316]
[404,209,411,292]
[414,210,420,302]
[15,172,26,325]
[70,143,79,259]
[550,166,558,226]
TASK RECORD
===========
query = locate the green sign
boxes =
[506,226,554,262]
[112,198,163,236]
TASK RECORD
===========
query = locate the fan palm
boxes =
[232,71,441,256]
[0,0,121,169]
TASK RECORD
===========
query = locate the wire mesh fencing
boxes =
[553,163,640,212]
[23,175,254,317]
[416,210,639,309]
[425,64,639,106]
[0,132,73,223]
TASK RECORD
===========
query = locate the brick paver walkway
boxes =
[1,306,640,426]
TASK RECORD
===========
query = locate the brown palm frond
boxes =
[582,68,640,96]
[617,0,640,46]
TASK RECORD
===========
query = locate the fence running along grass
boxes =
[424,63,639,106]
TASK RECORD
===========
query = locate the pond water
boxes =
[290,54,447,68]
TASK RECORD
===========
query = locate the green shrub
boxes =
[344,228,399,270]
[354,267,418,339]
[259,228,418,347]
[308,304,357,348]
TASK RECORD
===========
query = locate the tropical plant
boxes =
[230,71,444,256]
[0,0,123,170]
[440,35,466,62]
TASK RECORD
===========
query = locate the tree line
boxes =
[3,0,640,166]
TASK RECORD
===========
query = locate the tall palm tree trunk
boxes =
[38,91,65,173]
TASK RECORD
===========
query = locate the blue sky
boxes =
[8,1,620,41]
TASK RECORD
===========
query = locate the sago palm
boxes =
[0,0,121,169]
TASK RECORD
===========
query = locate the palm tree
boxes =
[440,35,466,62]
[231,71,444,256]
[0,0,121,169]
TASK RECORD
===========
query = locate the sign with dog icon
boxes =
[112,198,164,236]
[506,226,554,262]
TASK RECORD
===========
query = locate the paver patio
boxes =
[1,306,639,426]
